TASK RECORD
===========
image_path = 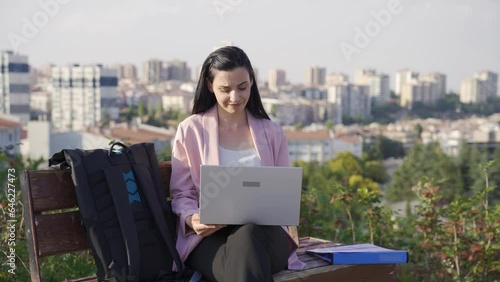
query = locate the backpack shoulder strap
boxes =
[62,149,115,278]
[133,165,184,274]
[129,143,186,276]
[104,166,141,282]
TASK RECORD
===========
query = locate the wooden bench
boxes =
[20,161,397,282]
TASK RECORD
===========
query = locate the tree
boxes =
[325,120,333,130]
[326,152,362,185]
[138,102,145,120]
[154,101,163,120]
[467,145,489,195]
[101,110,111,127]
[386,142,463,202]
[363,134,405,160]
[157,144,172,161]
[126,105,134,123]
[363,161,389,184]
[414,123,423,140]
[371,102,403,124]
[488,147,500,201]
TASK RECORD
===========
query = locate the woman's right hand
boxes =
[186,213,226,237]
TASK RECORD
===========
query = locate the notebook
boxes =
[306,244,409,265]
[199,165,303,226]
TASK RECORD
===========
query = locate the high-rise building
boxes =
[142,59,163,84]
[354,69,377,85]
[475,70,498,98]
[124,64,137,80]
[400,81,419,109]
[327,83,371,121]
[421,72,446,98]
[400,80,438,109]
[398,71,446,108]
[51,64,119,131]
[395,69,419,96]
[305,66,326,86]
[166,59,191,82]
[326,73,349,85]
[460,70,498,103]
[0,50,30,124]
[460,78,478,104]
[355,69,390,105]
[268,69,286,91]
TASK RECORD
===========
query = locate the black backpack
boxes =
[49,142,186,282]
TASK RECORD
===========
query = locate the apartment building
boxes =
[400,80,437,108]
[333,134,363,158]
[327,83,371,120]
[268,69,286,91]
[305,66,326,86]
[113,63,138,80]
[395,69,419,96]
[460,70,498,103]
[277,100,314,126]
[285,129,363,163]
[326,73,349,86]
[142,59,165,84]
[166,59,191,82]
[355,68,390,105]
[421,72,446,98]
[51,64,119,131]
[300,87,327,100]
[398,71,447,108]
[30,90,50,114]
[286,130,334,163]
[162,90,194,115]
[0,51,30,124]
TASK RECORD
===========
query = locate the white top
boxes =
[218,145,261,167]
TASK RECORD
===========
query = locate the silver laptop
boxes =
[199,165,303,226]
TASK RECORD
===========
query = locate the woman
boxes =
[170,46,305,282]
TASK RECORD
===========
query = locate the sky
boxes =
[1,0,499,92]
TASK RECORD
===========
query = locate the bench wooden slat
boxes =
[29,170,78,212]
[35,211,89,257]
[21,170,42,282]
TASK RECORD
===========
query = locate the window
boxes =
[8,63,29,73]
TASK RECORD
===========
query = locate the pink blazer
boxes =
[170,106,306,271]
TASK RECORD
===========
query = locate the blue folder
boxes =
[306,243,408,265]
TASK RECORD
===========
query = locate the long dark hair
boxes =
[192,46,270,119]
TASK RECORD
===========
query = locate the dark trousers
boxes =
[186,224,290,282]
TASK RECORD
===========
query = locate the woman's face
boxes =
[208,67,253,116]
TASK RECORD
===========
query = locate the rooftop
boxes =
[0,116,21,129]
[109,124,174,144]
[284,130,332,141]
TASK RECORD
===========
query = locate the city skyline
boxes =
[1,0,499,92]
